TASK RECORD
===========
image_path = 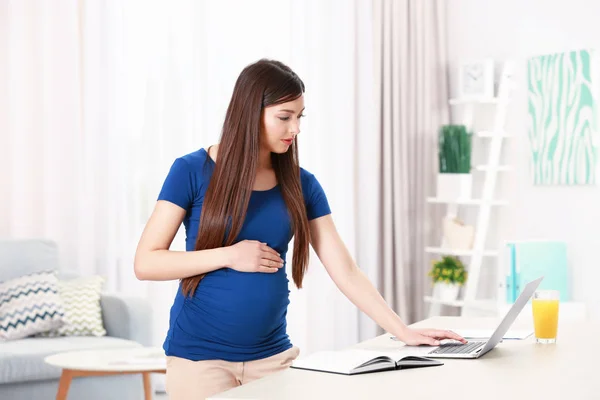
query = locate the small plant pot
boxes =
[435,282,461,302]
[437,173,472,199]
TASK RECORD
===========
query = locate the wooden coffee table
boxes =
[44,346,167,400]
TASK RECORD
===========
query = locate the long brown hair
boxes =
[181,59,310,297]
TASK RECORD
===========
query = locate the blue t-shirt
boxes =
[157,148,331,362]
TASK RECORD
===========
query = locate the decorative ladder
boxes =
[425,60,516,318]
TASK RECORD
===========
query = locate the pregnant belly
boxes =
[178,269,290,346]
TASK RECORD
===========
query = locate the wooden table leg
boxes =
[52,368,163,400]
[56,369,73,400]
[142,372,152,400]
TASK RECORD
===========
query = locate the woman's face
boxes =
[260,95,305,154]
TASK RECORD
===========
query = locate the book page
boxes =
[292,349,393,374]
[355,344,436,361]
[374,346,435,361]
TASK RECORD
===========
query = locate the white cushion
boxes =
[0,271,65,340]
[46,276,107,337]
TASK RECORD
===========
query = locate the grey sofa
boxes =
[0,239,153,400]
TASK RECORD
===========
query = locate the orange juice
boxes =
[532,299,559,339]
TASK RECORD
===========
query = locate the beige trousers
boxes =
[165,346,300,400]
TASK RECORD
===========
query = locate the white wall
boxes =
[447,0,600,320]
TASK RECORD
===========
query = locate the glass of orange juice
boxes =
[532,290,560,344]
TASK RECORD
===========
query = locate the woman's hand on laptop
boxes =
[397,328,467,346]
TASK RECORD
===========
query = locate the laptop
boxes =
[426,276,543,359]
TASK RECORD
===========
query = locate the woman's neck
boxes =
[258,147,272,170]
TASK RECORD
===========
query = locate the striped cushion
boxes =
[0,271,65,340]
[50,276,107,337]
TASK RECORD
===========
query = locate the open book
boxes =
[291,348,443,375]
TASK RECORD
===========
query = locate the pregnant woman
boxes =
[134,58,465,400]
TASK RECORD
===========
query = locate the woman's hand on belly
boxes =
[226,240,285,273]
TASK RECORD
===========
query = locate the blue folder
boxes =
[505,241,569,302]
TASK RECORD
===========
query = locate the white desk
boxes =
[211,316,599,400]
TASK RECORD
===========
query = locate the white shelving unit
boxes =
[477,131,513,138]
[423,296,498,311]
[425,247,499,257]
[474,165,512,172]
[426,61,516,318]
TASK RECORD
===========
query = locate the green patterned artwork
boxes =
[527,49,599,185]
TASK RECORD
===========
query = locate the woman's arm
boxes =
[134,201,284,281]
[134,201,230,281]
[309,214,466,346]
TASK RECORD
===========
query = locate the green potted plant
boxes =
[428,256,468,301]
[437,124,473,199]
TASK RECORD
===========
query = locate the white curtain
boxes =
[288,0,380,349]
[1,0,380,366]
[0,0,136,292]
[373,0,450,323]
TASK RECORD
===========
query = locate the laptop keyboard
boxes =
[429,341,485,355]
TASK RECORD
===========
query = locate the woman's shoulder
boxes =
[299,167,325,192]
[167,148,214,186]
[299,167,315,183]
[299,167,330,213]
[177,147,211,168]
